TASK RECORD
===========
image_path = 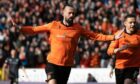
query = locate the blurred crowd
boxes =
[0,0,140,72]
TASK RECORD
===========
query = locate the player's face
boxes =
[11,49,16,57]
[124,17,137,34]
[63,6,75,24]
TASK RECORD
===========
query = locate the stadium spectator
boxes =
[89,47,101,68]
[100,42,111,68]
[80,51,90,68]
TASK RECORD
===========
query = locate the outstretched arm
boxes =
[19,25,50,35]
[82,29,124,41]
[7,13,52,35]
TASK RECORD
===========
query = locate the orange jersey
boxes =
[107,30,140,69]
[21,21,114,66]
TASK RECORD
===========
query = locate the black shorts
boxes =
[115,67,139,84]
[45,62,71,84]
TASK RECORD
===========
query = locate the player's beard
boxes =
[65,18,74,26]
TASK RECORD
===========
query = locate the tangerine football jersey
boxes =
[21,21,114,66]
[107,30,140,69]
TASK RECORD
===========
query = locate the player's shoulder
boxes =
[114,29,124,34]
[137,30,140,34]
[73,23,83,29]
[4,57,11,63]
[47,20,60,25]
[6,57,11,60]
[135,30,140,36]
[43,20,60,27]
[74,23,81,27]
[53,21,82,27]
[51,20,60,24]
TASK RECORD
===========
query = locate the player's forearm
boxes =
[20,25,49,35]
[82,30,115,41]
[95,28,124,41]
[108,47,122,55]
[113,48,120,54]
[94,34,114,41]
[20,26,36,35]
[126,42,140,48]
[113,46,127,54]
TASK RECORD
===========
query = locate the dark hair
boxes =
[124,14,136,21]
[63,4,74,10]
